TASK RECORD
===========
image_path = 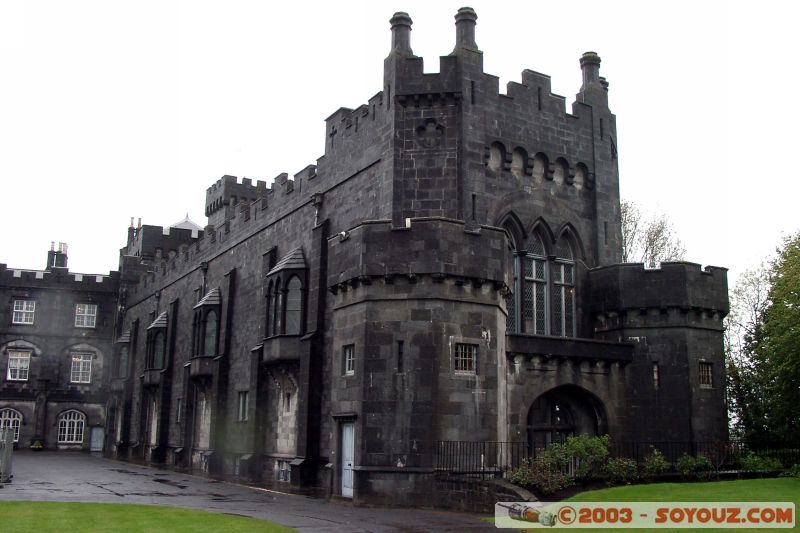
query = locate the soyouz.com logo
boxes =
[495,502,795,528]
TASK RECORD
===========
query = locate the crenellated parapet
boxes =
[205,174,269,227]
[587,262,729,332]
[326,217,508,292]
[0,262,119,292]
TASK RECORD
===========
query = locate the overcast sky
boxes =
[1,1,797,289]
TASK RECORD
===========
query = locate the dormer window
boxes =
[146,312,168,369]
[193,288,221,357]
[264,248,307,338]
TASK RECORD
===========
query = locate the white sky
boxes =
[1,1,797,289]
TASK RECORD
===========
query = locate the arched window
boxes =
[553,240,575,337]
[152,331,165,369]
[524,234,548,335]
[265,281,274,337]
[285,277,302,335]
[505,238,518,334]
[203,310,218,357]
[272,279,281,336]
[58,410,85,444]
[0,408,22,443]
[118,345,129,378]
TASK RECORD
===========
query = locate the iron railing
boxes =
[435,439,799,478]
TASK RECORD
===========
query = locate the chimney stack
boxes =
[454,7,478,51]
[389,12,413,55]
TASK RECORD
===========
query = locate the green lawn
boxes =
[0,502,297,533]
[561,478,799,533]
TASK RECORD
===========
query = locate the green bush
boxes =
[779,463,800,478]
[675,453,712,480]
[507,457,574,495]
[676,453,697,479]
[604,457,639,486]
[694,454,713,480]
[642,447,670,478]
[740,452,783,473]
[563,434,611,479]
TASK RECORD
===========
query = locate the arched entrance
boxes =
[527,385,607,451]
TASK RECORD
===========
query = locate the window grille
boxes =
[699,362,713,388]
[454,343,477,374]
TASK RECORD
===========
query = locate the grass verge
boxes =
[0,501,297,533]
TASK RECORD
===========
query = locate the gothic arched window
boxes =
[152,331,165,369]
[524,233,548,335]
[553,240,575,337]
[285,276,303,335]
[203,310,218,357]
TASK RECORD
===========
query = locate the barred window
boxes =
[699,362,713,388]
[70,352,92,383]
[13,300,35,325]
[653,363,660,390]
[0,408,22,442]
[454,343,477,374]
[276,459,290,482]
[343,344,355,376]
[58,410,85,444]
[75,303,97,328]
[7,350,30,381]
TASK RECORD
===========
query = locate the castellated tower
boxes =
[109,8,728,508]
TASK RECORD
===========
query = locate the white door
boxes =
[341,422,354,498]
[90,426,104,452]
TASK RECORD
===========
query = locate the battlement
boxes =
[326,217,508,291]
[0,262,119,292]
[588,262,729,316]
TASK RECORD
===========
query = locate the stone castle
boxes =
[1,8,728,505]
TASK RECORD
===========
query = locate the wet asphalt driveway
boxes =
[0,452,498,532]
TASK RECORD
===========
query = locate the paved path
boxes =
[0,452,498,532]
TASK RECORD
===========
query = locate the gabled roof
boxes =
[266,248,306,276]
[194,287,221,309]
[146,311,168,330]
[116,330,131,344]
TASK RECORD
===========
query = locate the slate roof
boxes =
[116,330,131,344]
[266,247,306,276]
[170,213,203,232]
[194,287,221,309]
[146,311,168,330]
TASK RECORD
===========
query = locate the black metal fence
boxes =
[435,439,799,479]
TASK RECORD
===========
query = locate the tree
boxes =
[726,232,800,444]
[620,200,686,267]
[725,265,771,442]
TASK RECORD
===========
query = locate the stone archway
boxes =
[527,385,607,451]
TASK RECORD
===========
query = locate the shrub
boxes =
[779,464,800,478]
[676,453,697,479]
[604,457,639,486]
[563,434,611,479]
[740,452,783,473]
[694,454,713,480]
[642,447,670,478]
[507,457,574,495]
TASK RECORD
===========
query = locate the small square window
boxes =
[238,391,249,422]
[699,361,713,388]
[7,350,31,381]
[454,343,477,374]
[12,300,35,325]
[75,303,98,328]
[343,344,355,376]
[70,352,92,383]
